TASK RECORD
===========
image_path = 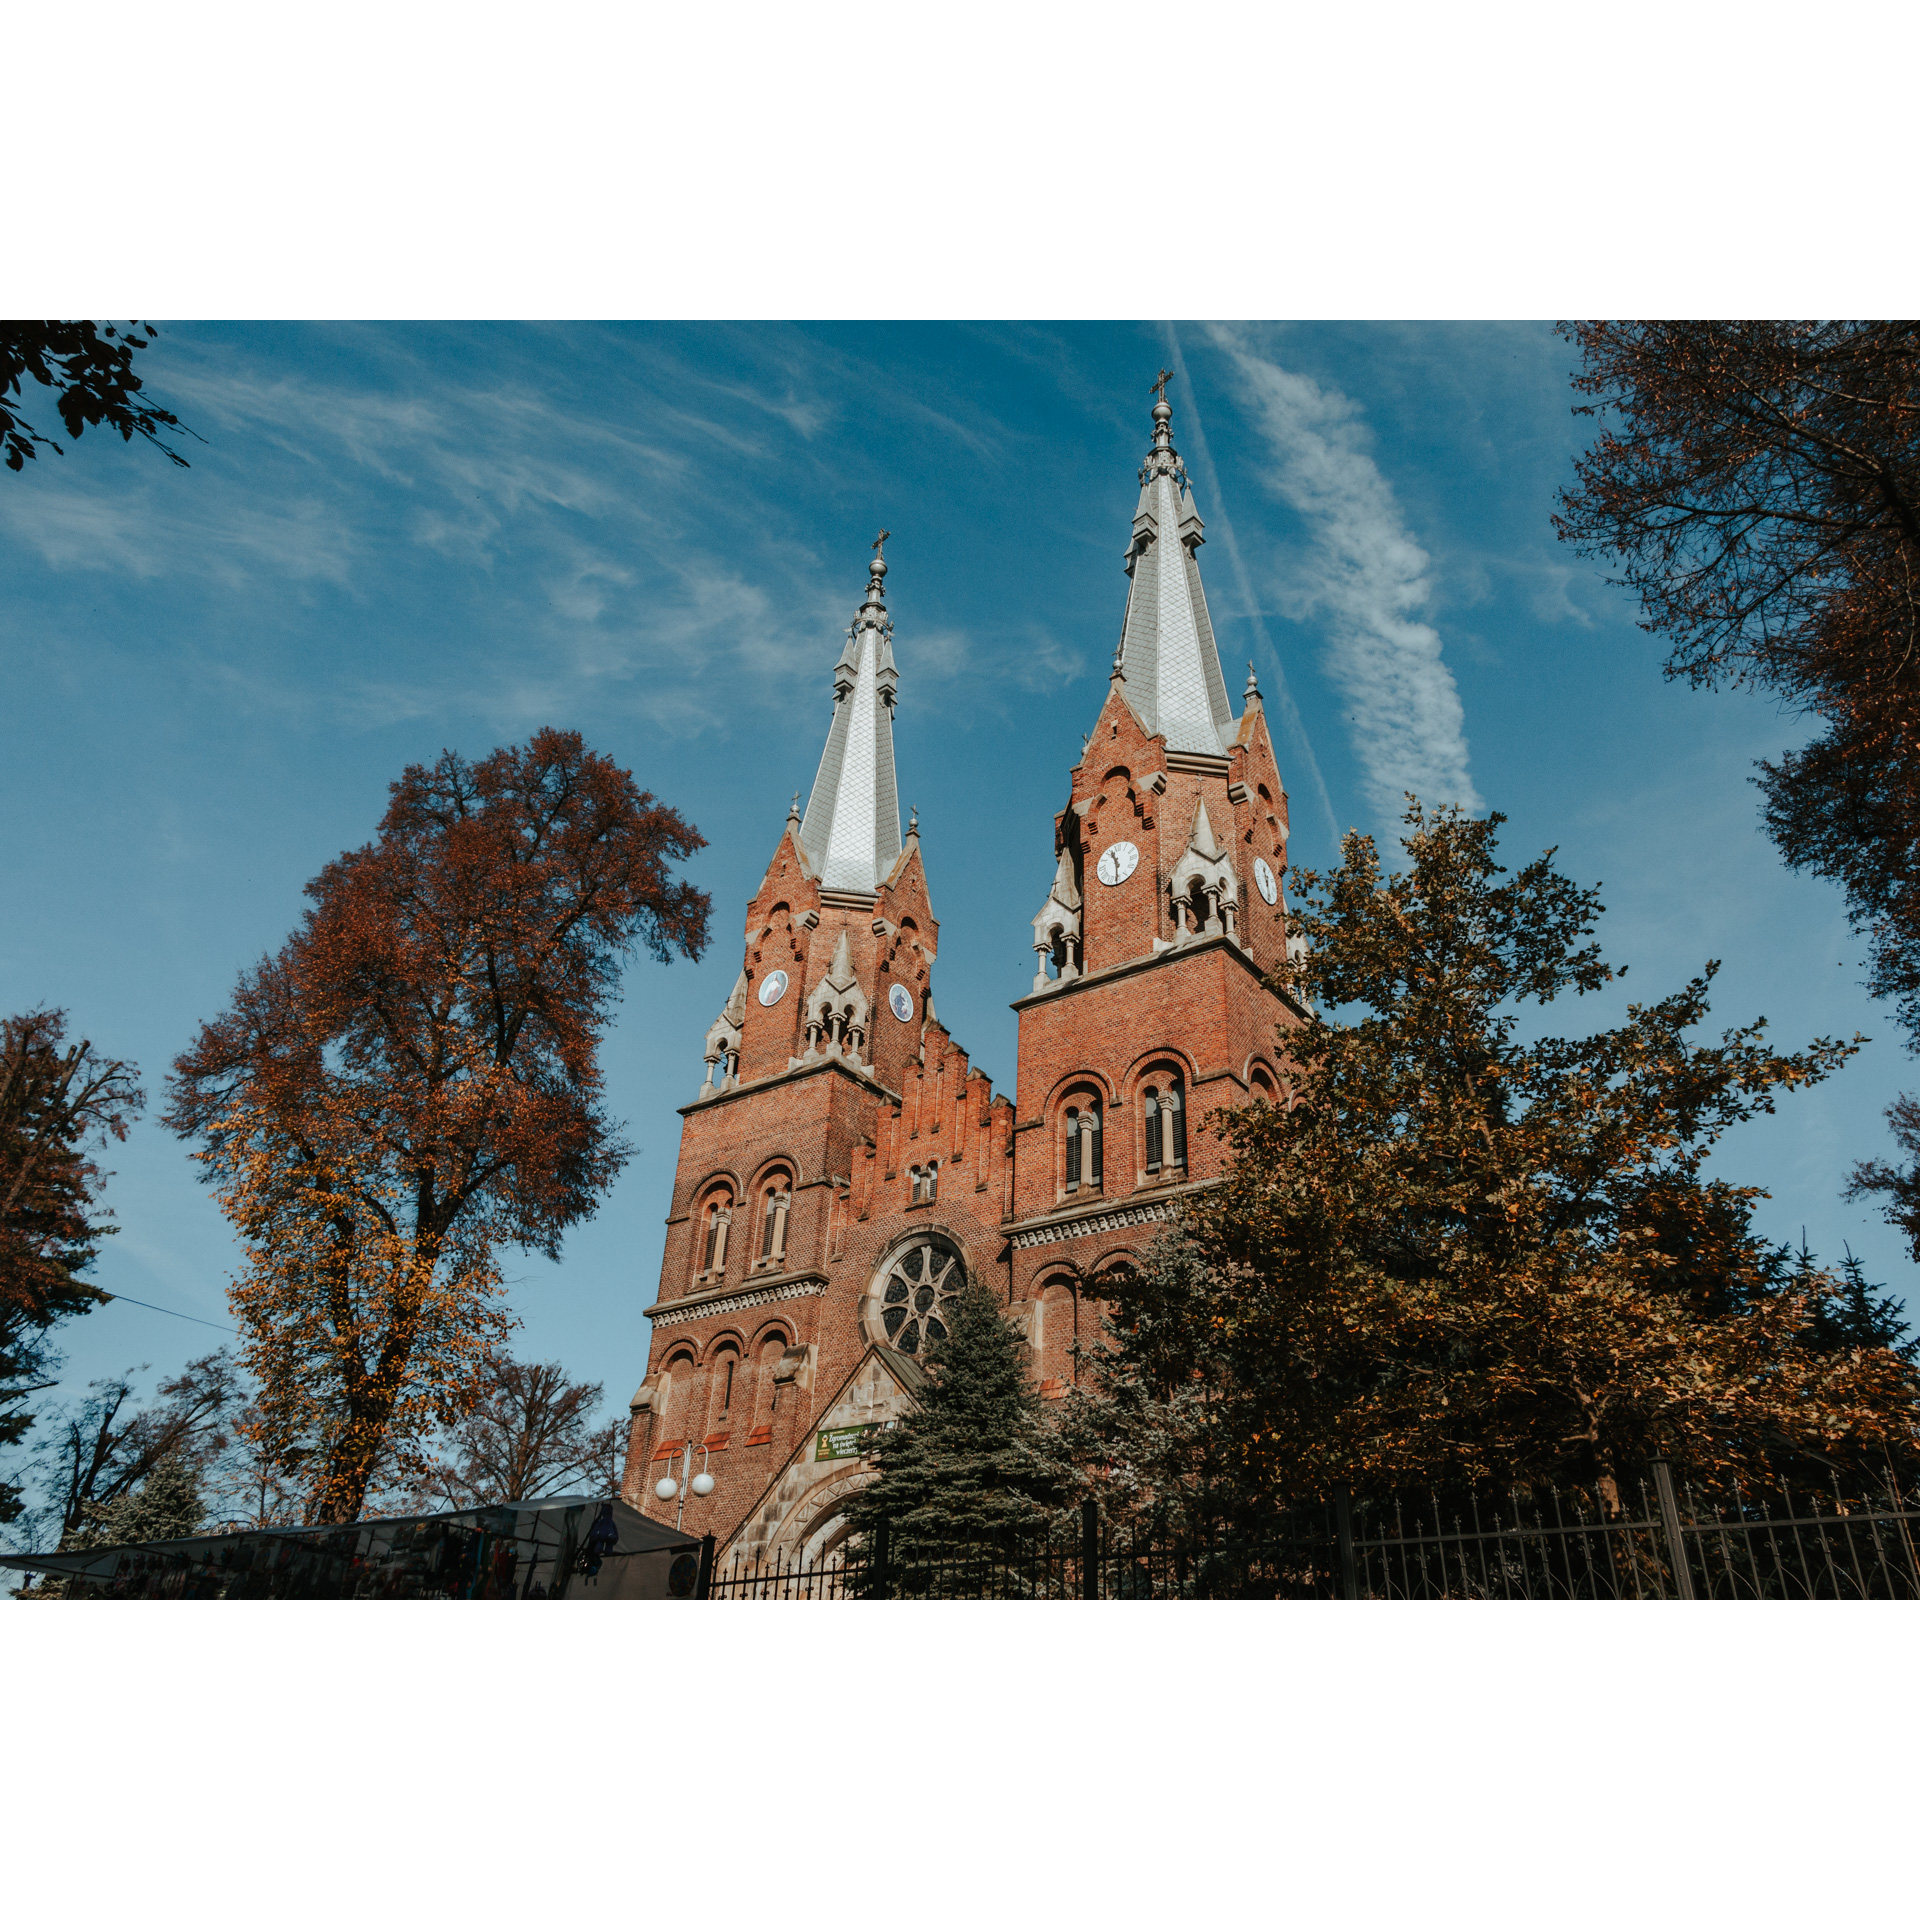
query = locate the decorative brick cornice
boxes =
[1008,1198,1177,1250]
[1010,929,1309,1022]
[677,1051,897,1117]
[647,1272,829,1328]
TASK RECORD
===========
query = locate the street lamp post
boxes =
[653,1441,715,1533]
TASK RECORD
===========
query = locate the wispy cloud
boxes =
[1209,327,1482,837]
[1161,325,1341,851]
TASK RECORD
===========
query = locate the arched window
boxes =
[1064,1099,1102,1194]
[759,1180,791,1263]
[705,1340,742,1436]
[1250,1065,1277,1103]
[923,1160,938,1203]
[699,1192,733,1277]
[747,1334,786,1445]
[1144,1075,1186,1174]
[651,1349,698,1482]
[1039,1277,1077,1401]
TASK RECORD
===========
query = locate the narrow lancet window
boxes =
[703,1199,732,1274]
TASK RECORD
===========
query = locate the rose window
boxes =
[870,1236,966,1355]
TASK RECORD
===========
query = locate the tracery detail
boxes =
[865,1234,966,1356]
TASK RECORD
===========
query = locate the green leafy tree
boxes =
[1098,803,1919,1531]
[845,1282,1072,1577]
[1,323,194,472]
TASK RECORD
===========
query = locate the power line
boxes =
[92,1289,237,1336]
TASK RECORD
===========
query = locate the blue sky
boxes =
[5,319,1913,1461]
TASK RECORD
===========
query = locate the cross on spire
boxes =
[1150,368,1174,404]
[872,529,890,558]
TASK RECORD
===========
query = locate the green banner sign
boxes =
[815,1423,879,1462]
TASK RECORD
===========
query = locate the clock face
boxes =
[1096,840,1140,887]
[889,982,914,1023]
[757,970,789,1007]
[1253,857,1278,906]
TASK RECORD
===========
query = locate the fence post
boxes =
[1081,1497,1099,1600]
[1649,1461,1696,1600]
[695,1532,716,1600]
[872,1516,891,1600]
[1334,1489,1359,1600]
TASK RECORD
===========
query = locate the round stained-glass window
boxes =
[866,1234,966,1354]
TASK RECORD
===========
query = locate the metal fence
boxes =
[706,1467,1920,1600]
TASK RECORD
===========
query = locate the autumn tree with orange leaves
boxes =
[1090,806,1919,1533]
[166,729,709,1524]
[1554,322,1920,1258]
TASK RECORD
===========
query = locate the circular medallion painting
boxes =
[1096,840,1140,886]
[1253,857,1278,905]
[888,982,914,1022]
[758,969,789,1007]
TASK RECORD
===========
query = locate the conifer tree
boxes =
[90,1452,207,1546]
[845,1282,1071,1567]
[1804,1248,1920,1363]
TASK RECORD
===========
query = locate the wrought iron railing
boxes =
[705,1469,1920,1600]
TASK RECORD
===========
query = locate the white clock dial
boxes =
[757,969,789,1007]
[1253,857,1278,906]
[1096,840,1139,887]
[889,982,914,1022]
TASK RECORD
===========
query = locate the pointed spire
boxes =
[1245,659,1262,704]
[1115,379,1236,755]
[800,538,904,894]
[825,927,857,990]
[1188,798,1222,860]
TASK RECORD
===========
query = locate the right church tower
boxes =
[1007,377,1308,1346]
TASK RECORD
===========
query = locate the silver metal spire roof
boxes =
[799,535,904,894]
[1116,375,1236,755]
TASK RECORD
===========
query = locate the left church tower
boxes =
[622,541,1016,1545]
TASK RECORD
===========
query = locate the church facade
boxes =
[620,387,1308,1567]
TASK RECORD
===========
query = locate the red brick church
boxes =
[621,385,1308,1567]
